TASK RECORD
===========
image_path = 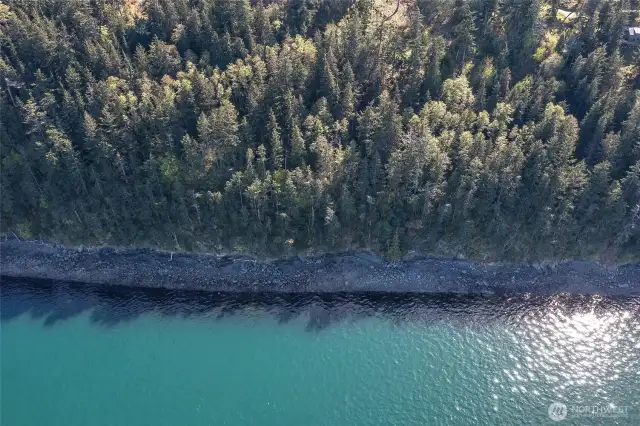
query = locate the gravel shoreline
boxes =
[1,239,639,295]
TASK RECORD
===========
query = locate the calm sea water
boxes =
[2,279,640,426]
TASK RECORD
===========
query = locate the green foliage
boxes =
[158,154,180,183]
[1,0,638,260]
[386,230,402,260]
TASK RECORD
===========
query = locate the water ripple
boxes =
[2,279,640,425]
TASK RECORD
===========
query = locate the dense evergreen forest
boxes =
[1,0,639,260]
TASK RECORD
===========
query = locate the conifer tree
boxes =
[0,0,637,259]
[267,109,284,170]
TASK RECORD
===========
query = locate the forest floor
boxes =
[1,238,639,295]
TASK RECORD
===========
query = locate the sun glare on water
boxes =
[504,298,638,403]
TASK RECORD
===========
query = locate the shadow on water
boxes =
[2,277,639,331]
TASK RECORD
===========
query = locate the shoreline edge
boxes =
[1,239,639,295]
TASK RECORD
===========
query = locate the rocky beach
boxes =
[1,239,639,295]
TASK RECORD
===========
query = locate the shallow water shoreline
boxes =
[1,239,639,295]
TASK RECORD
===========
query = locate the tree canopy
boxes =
[1,0,639,261]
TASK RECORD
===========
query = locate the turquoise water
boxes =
[2,281,640,425]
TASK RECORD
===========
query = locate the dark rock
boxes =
[1,240,639,295]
